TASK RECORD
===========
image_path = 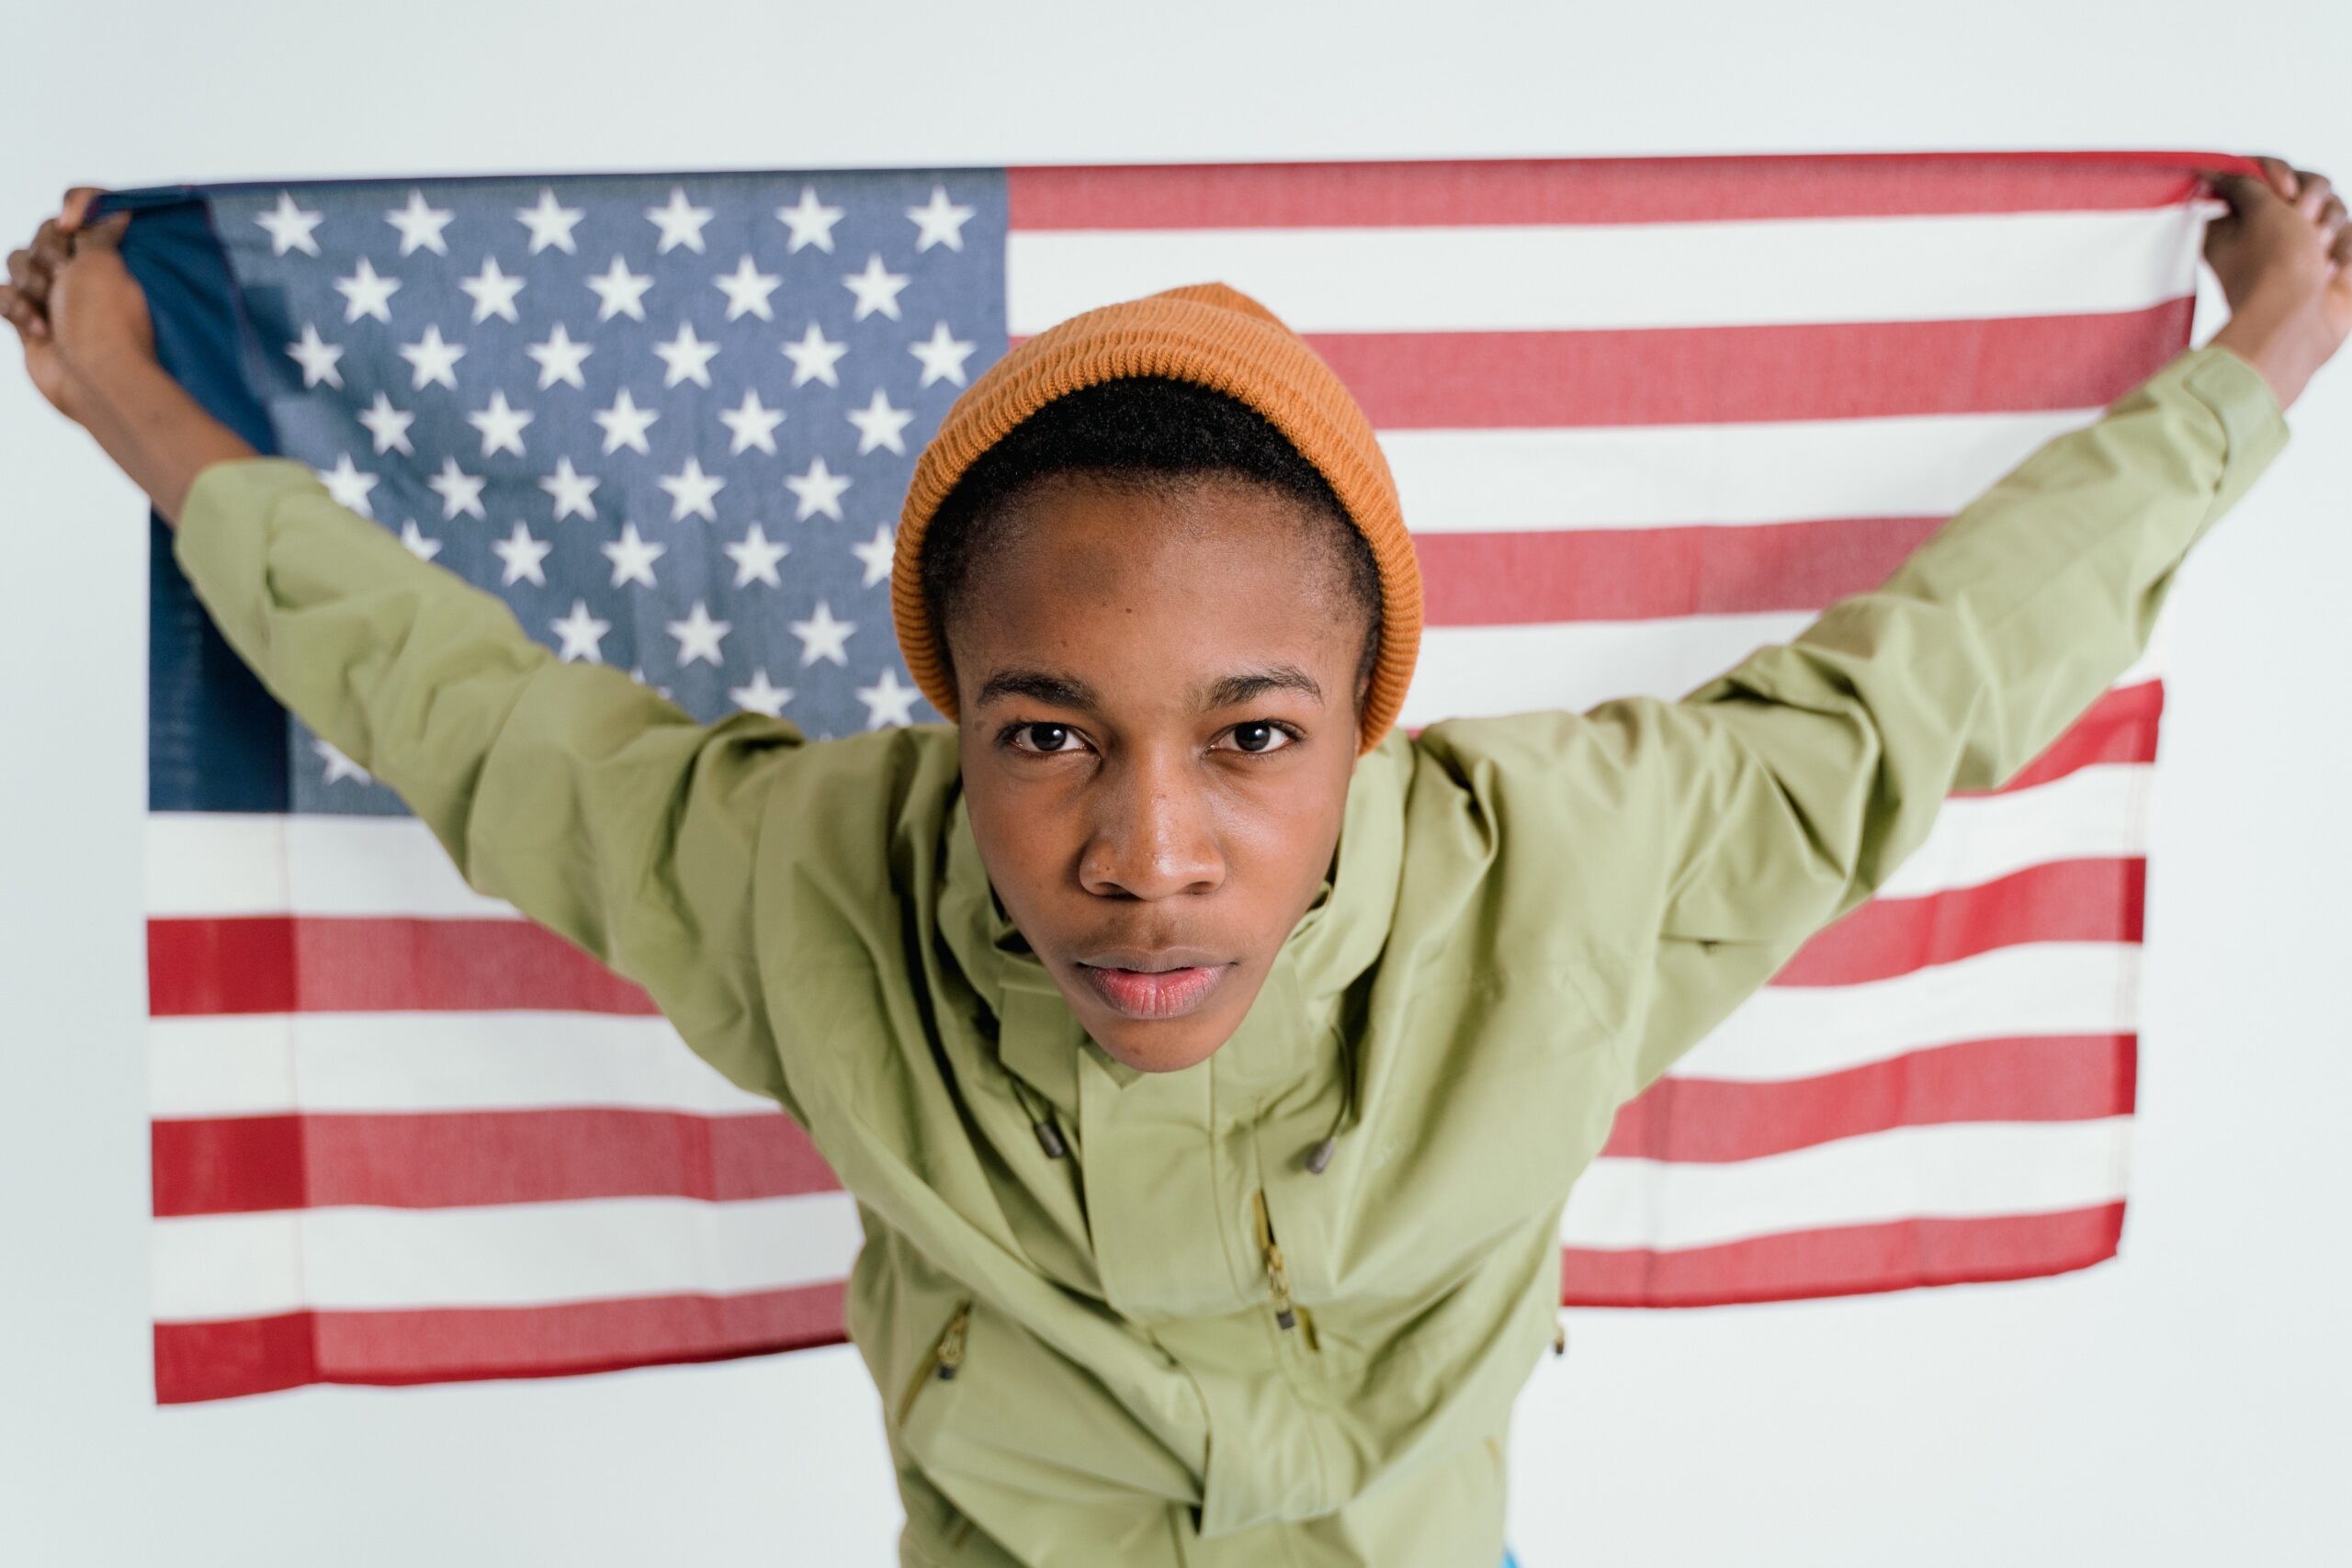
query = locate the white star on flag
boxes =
[790,600,855,666]
[539,457,599,522]
[399,325,466,391]
[857,667,920,728]
[842,253,911,321]
[714,255,783,321]
[492,521,553,586]
[385,189,455,256]
[550,600,612,662]
[255,191,324,256]
[729,669,794,717]
[526,324,593,389]
[427,456,486,520]
[334,257,400,323]
[785,457,852,521]
[653,322,721,389]
[846,389,914,455]
[782,321,848,388]
[667,601,731,666]
[313,737,371,784]
[851,524,896,588]
[906,186,976,252]
[286,324,344,389]
[657,456,726,523]
[358,392,414,456]
[910,321,977,387]
[722,523,789,588]
[646,186,715,254]
[466,390,534,458]
[515,188,585,254]
[775,185,844,253]
[316,453,378,515]
[601,523,665,589]
[459,258,526,323]
[586,256,654,322]
[397,520,441,561]
[718,389,786,455]
[594,389,660,455]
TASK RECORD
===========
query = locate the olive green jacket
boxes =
[172,344,2287,1567]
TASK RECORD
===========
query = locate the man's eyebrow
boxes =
[1199,665,1324,709]
[972,668,1100,710]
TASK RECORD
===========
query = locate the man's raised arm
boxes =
[5,188,808,1115]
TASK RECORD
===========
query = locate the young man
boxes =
[6,156,2346,1567]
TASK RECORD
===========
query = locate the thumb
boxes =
[74,210,131,253]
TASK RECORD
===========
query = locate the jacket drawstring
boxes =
[1007,1077,1068,1159]
[1304,1031,1360,1175]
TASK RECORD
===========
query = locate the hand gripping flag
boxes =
[110,151,2254,1403]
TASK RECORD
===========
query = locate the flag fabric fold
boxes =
[110,150,2249,1404]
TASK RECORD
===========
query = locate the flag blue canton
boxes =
[207,170,1009,816]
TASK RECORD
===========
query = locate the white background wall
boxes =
[4,3,2346,1562]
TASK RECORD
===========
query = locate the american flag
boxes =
[120,152,2240,1403]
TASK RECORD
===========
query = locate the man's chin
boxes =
[1059,974,1259,1074]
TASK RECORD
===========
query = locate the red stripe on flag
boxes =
[1304,306,2192,429]
[1773,858,2146,988]
[1419,516,1950,625]
[1603,1032,2137,1164]
[153,1282,848,1404]
[1964,680,2163,795]
[1558,1201,2126,1308]
[1007,153,2235,231]
[151,1108,842,1215]
[147,916,658,1017]
[149,1032,2132,1215]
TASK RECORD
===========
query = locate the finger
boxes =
[2332,223,2352,269]
[74,210,130,253]
[6,245,41,310]
[2294,169,2333,222]
[60,186,105,231]
[28,216,71,282]
[2253,154,2301,199]
[2207,170,2264,217]
[0,281,45,341]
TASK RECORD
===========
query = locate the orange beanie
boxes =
[891,281,1422,756]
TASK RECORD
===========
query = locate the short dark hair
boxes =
[919,376,1383,703]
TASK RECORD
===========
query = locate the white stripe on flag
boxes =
[147,1011,775,1119]
[150,1190,865,1320]
[1874,761,2154,899]
[1379,409,2103,535]
[1007,207,2207,334]
[1561,1114,2135,1252]
[1677,942,2141,1083]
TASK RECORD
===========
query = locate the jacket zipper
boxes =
[1250,1189,1319,1351]
[896,1298,972,1427]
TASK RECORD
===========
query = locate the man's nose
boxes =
[1080,754,1225,900]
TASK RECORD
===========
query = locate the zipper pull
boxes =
[1552,1320,1568,1357]
[935,1302,970,1382]
[1251,1190,1299,1332]
[1265,1239,1298,1331]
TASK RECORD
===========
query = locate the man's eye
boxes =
[1221,721,1296,755]
[1009,723,1080,753]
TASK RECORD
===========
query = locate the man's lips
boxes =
[1073,959,1233,1021]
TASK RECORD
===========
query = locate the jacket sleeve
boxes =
[173,456,808,1116]
[1496,342,2288,1100]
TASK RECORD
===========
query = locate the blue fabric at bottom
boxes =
[1502,1551,1521,1568]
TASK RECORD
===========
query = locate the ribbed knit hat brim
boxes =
[891,281,1422,755]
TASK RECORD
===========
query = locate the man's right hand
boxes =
[2,186,154,428]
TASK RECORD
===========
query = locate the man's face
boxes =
[946,473,1371,1074]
